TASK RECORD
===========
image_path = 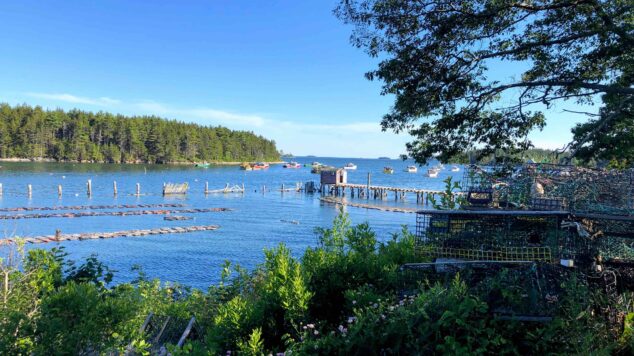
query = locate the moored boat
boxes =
[451,165,460,172]
[343,163,357,170]
[252,162,270,170]
[240,162,253,170]
[283,161,301,169]
[427,168,440,178]
[405,165,417,173]
[195,162,210,168]
[383,166,394,174]
[305,161,322,167]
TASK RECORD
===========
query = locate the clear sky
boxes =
[0,0,590,158]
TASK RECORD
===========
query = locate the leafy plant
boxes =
[427,176,466,209]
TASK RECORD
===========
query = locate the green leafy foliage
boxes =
[335,0,633,164]
[1,212,633,354]
[426,176,466,209]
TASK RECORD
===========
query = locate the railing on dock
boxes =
[322,182,461,204]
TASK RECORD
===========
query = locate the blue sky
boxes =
[0,0,590,158]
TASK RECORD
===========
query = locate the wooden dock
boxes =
[320,196,419,213]
[0,207,231,220]
[0,203,187,213]
[0,225,220,245]
[325,183,462,204]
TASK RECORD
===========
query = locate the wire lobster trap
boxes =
[571,216,634,263]
[567,169,634,216]
[415,210,574,263]
[464,164,634,215]
[461,165,514,207]
[398,261,575,320]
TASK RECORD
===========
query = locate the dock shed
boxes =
[321,168,347,185]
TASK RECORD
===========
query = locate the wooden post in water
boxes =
[242,183,245,194]
[28,184,32,198]
[0,183,3,197]
[282,183,285,194]
[136,183,141,196]
[87,179,92,197]
[58,185,62,198]
[113,181,118,196]
[367,173,371,200]
[205,181,209,194]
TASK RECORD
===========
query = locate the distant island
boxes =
[0,103,280,164]
[378,156,391,159]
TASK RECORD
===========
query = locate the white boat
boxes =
[427,168,440,178]
[343,163,357,170]
[404,165,417,173]
[283,161,301,169]
[383,166,394,174]
[451,165,460,172]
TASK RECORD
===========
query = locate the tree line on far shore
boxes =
[0,103,280,164]
[446,148,572,165]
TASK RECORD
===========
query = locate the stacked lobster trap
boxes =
[414,210,585,265]
[401,163,634,320]
[457,163,634,268]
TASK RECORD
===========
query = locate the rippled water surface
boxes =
[0,157,463,288]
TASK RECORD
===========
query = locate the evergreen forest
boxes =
[0,103,280,164]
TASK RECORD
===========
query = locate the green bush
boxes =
[1,212,633,354]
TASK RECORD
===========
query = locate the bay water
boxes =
[0,157,463,289]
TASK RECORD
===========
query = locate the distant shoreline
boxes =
[0,157,285,166]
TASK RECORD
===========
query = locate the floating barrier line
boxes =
[0,207,232,220]
[320,196,418,213]
[0,225,220,244]
[0,203,187,213]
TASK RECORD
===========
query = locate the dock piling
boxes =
[58,185,62,198]
[28,184,32,198]
[87,179,92,197]
[113,181,118,196]
[0,183,3,196]
[136,183,141,196]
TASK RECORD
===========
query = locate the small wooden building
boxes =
[321,168,347,185]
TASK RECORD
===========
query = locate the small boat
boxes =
[252,162,270,170]
[195,162,210,168]
[343,163,357,170]
[451,165,460,172]
[405,165,417,173]
[283,161,301,169]
[240,162,253,170]
[427,168,440,178]
[383,166,394,174]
